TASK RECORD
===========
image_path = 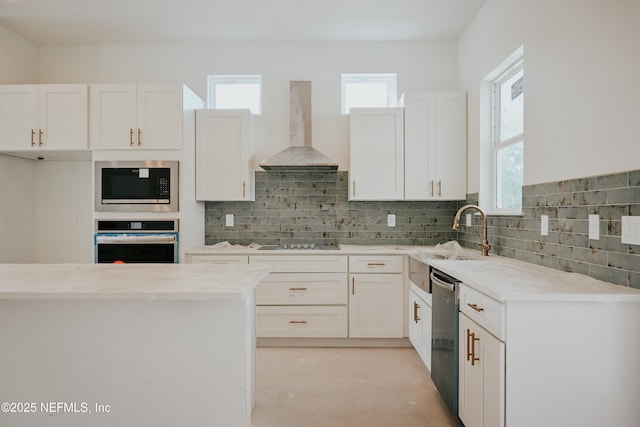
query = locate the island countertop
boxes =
[0,263,271,300]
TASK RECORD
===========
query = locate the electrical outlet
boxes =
[466,214,472,227]
[225,214,234,227]
[621,216,640,245]
[541,215,549,236]
[589,214,600,240]
[387,214,396,227]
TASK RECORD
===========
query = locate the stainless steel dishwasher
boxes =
[430,267,461,417]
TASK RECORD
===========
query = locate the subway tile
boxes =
[204,169,640,288]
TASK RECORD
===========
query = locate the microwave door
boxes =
[102,168,166,204]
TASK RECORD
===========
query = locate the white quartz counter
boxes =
[425,256,640,303]
[186,242,640,303]
[0,263,271,300]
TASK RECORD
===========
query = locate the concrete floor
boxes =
[252,347,462,427]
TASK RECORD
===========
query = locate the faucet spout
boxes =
[452,204,491,256]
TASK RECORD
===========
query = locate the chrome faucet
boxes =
[452,204,491,256]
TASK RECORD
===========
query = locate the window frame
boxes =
[487,56,524,216]
[340,73,397,115]
[479,46,526,216]
[207,74,262,114]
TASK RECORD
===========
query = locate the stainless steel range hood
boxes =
[259,81,338,171]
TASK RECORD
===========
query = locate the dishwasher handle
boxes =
[430,270,458,293]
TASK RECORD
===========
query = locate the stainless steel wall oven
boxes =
[94,219,179,263]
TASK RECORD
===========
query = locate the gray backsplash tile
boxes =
[204,170,640,288]
[459,170,640,288]
[205,171,459,248]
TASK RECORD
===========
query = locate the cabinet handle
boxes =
[129,128,134,146]
[352,277,355,295]
[467,303,484,313]
[288,320,308,324]
[352,180,356,197]
[31,129,36,146]
[438,180,442,196]
[288,287,308,291]
[471,331,480,366]
[137,128,142,146]
[243,181,246,198]
[430,180,434,196]
[367,262,386,267]
[413,301,421,323]
[38,129,43,146]
[466,328,480,366]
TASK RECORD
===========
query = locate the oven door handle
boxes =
[430,271,456,292]
[96,234,177,244]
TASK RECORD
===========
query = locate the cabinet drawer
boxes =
[250,255,347,273]
[256,306,348,338]
[257,273,347,305]
[460,285,505,340]
[187,254,249,264]
[348,255,403,273]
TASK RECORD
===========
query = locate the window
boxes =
[490,56,524,213]
[341,73,397,114]
[207,74,262,114]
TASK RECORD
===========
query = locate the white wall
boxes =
[36,41,458,170]
[459,0,640,191]
[0,25,38,262]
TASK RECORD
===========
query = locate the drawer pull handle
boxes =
[413,301,421,323]
[31,129,36,146]
[467,303,484,312]
[130,128,134,146]
[137,128,142,146]
[288,320,308,324]
[38,129,43,146]
[288,287,308,291]
[367,263,386,267]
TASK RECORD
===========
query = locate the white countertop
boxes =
[187,242,640,303]
[0,263,271,300]
[426,256,640,303]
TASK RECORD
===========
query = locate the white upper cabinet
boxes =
[403,91,467,200]
[0,84,88,151]
[195,109,254,201]
[349,108,404,200]
[90,83,182,150]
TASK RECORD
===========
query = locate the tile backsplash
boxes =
[204,169,640,289]
[204,171,458,247]
[458,170,640,289]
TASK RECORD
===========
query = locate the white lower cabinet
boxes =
[409,285,432,370]
[348,255,404,338]
[250,255,348,338]
[459,313,505,427]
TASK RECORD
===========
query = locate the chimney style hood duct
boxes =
[259,81,338,171]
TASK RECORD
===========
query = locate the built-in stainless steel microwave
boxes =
[95,161,179,212]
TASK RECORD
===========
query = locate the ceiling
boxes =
[0,0,485,45]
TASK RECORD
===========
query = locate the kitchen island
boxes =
[0,263,270,427]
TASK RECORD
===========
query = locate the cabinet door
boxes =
[409,290,424,353]
[0,85,37,150]
[349,273,403,338]
[349,108,404,200]
[137,84,182,149]
[196,109,253,201]
[38,84,88,150]
[434,92,466,200]
[459,313,505,427]
[90,84,137,149]
[404,91,436,200]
